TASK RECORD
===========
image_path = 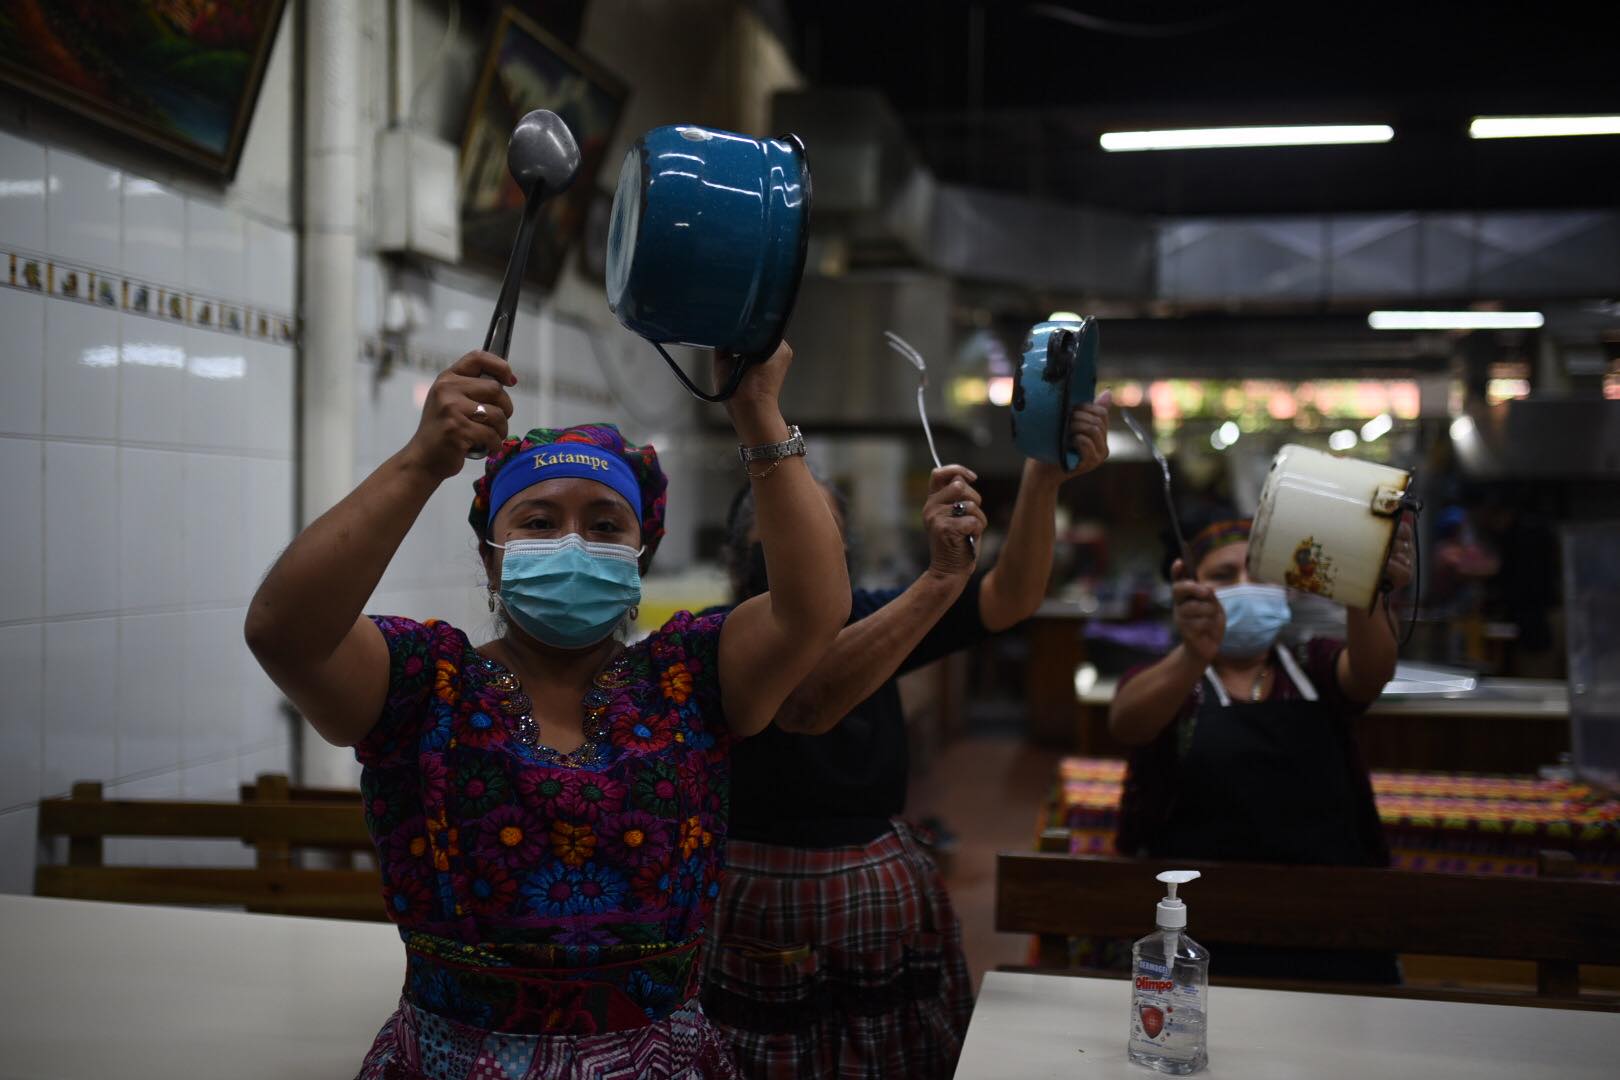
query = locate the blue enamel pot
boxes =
[605,125,812,402]
[1010,317,1098,468]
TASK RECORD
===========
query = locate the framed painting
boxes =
[0,0,288,178]
[459,6,629,290]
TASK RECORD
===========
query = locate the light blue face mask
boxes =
[1215,583,1291,659]
[490,534,644,649]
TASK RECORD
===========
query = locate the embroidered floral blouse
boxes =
[357,610,732,956]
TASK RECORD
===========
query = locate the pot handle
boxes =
[1044,328,1076,383]
[652,341,752,403]
[1373,492,1425,648]
[1371,484,1407,517]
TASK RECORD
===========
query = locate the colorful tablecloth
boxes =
[1051,757,1620,881]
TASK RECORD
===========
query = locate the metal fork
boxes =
[885,331,975,559]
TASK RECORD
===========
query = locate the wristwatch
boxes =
[738,425,806,467]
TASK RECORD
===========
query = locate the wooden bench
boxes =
[35,776,385,921]
[239,775,365,805]
[996,848,1620,1008]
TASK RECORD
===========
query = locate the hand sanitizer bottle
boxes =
[1128,870,1209,1074]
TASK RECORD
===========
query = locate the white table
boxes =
[955,972,1620,1079]
[0,895,404,1079]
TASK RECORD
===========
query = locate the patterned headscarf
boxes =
[1188,518,1251,571]
[470,423,668,563]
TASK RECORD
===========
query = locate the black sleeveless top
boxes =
[708,574,987,848]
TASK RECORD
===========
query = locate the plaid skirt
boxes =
[355,997,740,1080]
[699,820,973,1080]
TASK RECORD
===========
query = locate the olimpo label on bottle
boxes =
[1129,960,1205,1063]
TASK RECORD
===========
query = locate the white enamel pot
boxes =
[1247,444,1413,610]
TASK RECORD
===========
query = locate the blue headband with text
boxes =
[487,443,642,532]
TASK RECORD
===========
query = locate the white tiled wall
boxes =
[0,133,298,888]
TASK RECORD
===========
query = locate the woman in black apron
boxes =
[1111,515,1413,982]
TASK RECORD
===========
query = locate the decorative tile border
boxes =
[4,247,298,345]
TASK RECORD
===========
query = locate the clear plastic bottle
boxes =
[1128,870,1209,1075]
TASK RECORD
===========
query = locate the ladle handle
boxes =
[467,185,547,460]
[482,187,547,360]
[483,313,509,357]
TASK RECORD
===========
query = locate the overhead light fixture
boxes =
[1328,429,1359,452]
[1450,415,1476,442]
[1469,115,1620,140]
[987,376,1015,407]
[1368,310,1545,331]
[1048,311,1083,322]
[1099,124,1393,152]
[1360,413,1394,442]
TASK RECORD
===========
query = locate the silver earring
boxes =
[487,589,497,612]
[627,605,639,622]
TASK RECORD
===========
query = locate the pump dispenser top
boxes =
[1155,869,1200,929]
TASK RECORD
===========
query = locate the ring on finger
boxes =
[951,501,967,517]
[473,403,489,418]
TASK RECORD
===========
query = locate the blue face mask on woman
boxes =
[1215,583,1291,658]
[490,534,643,649]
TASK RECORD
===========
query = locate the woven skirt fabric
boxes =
[699,820,972,1080]
[355,996,741,1080]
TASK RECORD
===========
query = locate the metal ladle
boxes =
[467,110,582,460]
[884,331,975,559]
[1121,409,1193,572]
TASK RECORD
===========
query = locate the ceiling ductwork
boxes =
[892,175,1157,298]
[776,91,1620,306]
[1159,211,1620,305]
[774,90,1155,298]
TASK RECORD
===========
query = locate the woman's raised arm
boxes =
[244,351,515,746]
[716,342,852,736]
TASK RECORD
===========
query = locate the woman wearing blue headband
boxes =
[245,343,849,1079]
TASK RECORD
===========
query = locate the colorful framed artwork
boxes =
[459,6,629,290]
[0,1,287,178]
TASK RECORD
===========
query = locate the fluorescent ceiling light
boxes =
[1099,124,1393,152]
[1470,115,1620,140]
[1368,310,1544,331]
